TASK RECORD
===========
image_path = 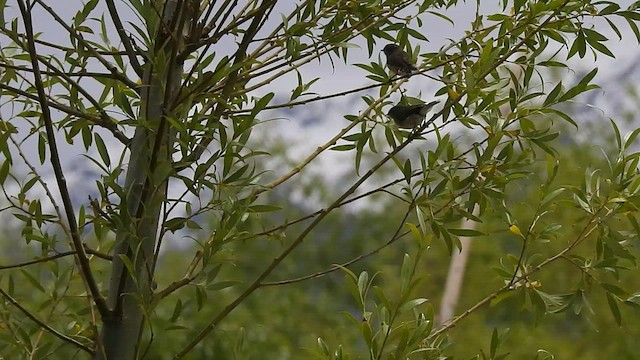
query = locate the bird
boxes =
[387,101,439,129]
[382,44,418,76]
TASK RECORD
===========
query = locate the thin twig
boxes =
[0,29,133,56]
[262,198,416,287]
[428,204,606,341]
[261,188,469,287]
[0,248,112,270]
[0,287,94,354]
[0,82,130,145]
[175,0,277,171]
[32,0,139,92]
[17,0,110,318]
[105,0,143,75]
[173,69,425,358]
[0,62,126,79]
[173,0,571,353]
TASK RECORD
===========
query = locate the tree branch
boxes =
[0,287,94,354]
[105,0,143,76]
[173,68,417,359]
[174,0,277,171]
[261,198,416,287]
[0,29,135,56]
[32,0,140,93]
[17,0,110,319]
[0,83,130,146]
[428,204,607,341]
[0,247,112,270]
[261,187,471,287]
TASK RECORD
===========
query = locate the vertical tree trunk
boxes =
[96,1,183,358]
[437,217,474,326]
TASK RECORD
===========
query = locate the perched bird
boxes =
[382,44,417,76]
[387,101,439,129]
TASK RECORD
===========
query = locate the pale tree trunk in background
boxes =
[437,217,475,326]
[95,1,183,358]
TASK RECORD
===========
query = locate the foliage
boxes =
[0,0,640,359]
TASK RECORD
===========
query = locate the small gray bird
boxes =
[382,44,417,76]
[387,101,439,129]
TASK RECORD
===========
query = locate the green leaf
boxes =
[601,283,629,299]
[610,118,622,150]
[207,281,239,290]
[373,285,392,311]
[20,269,45,293]
[623,127,640,150]
[361,320,373,349]
[490,290,518,307]
[22,175,40,194]
[537,60,568,68]
[38,132,46,165]
[406,222,423,247]
[540,188,565,207]
[543,82,562,106]
[248,204,282,213]
[223,164,249,184]
[568,30,586,58]
[251,92,274,117]
[490,328,499,357]
[195,285,206,311]
[400,253,412,294]
[317,337,330,356]
[357,271,369,297]
[606,292,622,326]
[0,161,10,185]
[399,298,428,313]
[330,144,356,151]
[94,133,110,167]
[170,299,182,322]
[165,217,187,232]
[74,0,98,25]
[558,68,598,102]
[448,228,485,237]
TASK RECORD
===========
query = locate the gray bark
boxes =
[95,1,183,358]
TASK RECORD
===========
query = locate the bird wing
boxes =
[401,52,417,70]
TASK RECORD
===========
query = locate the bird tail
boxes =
[419,100,440,115]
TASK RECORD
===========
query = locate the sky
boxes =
[2,1,640,228]
[257,1,640,206]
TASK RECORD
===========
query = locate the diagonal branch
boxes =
[0,82,130,146]
[175,0,277,171]
[262,198,416,287]
[0,248,112,270]
[32,0,139,93]
[260,188,471,287]
[0,287,94,354]
[0,29,134,56]
[428,204,607,341]
[173,1,570,352]
[105,0,143,76]
[17,0,110,318]
[0,61,124,79]
[173,70,414,359]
